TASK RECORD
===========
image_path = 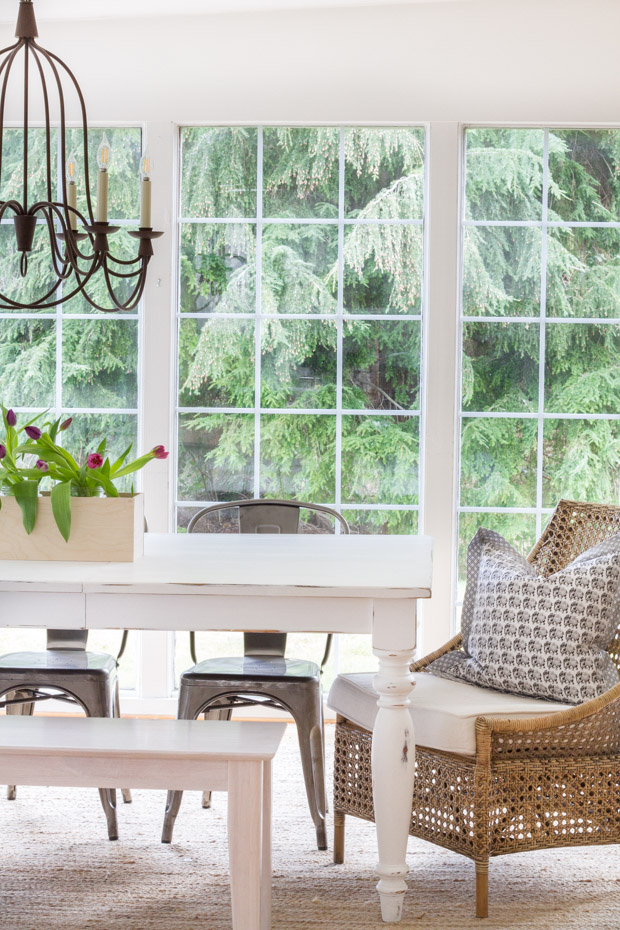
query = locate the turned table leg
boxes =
[372,599,417,923]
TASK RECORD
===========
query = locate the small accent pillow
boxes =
[428,528,620,704]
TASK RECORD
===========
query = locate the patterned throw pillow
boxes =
[429,528,620,704]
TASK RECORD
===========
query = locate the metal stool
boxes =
[0,628,132,840]
[162,499,349,850]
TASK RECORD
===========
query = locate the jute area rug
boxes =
[0,724,618,930]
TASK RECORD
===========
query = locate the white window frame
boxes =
[43,120,620,715]
[454,122,620,625]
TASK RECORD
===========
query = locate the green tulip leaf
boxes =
[51,481,72,543]
[13,480,39,535]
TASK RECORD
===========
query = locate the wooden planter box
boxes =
[0,493,144,562]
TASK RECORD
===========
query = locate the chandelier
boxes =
[0,0,162,311]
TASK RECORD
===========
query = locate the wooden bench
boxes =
[0,716,286,930]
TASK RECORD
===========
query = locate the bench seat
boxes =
[0,716,285,930]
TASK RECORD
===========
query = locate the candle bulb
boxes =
[139,150,152,229]
[96,133,111,224]
[65,152,78,231]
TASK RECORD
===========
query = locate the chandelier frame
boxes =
[0,0,162,312]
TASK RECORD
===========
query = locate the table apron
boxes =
[84,592,376,633]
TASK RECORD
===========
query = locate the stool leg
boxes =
[202,706,233,809]
[6,690,35,801]
[288,685,327,850]
[114,679,132,804]
[74,678,119,841]
[161,682,207,843]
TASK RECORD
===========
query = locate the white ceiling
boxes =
[0,0,461,23]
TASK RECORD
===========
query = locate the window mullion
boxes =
[422,122,461,654]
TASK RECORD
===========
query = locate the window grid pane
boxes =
[458,127,620,604]
[176,125,426,527]
[176,126,426,688]
[0,126,142,691]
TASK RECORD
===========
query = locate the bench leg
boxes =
[228,760,270,930]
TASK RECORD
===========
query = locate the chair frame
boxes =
[164,497,349,850]
[332,499,620,918]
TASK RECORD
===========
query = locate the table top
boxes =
[0,716,287,762]
[0,533,433,600]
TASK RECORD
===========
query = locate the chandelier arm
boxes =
[0,272,63,310]
[0,255,104,310]
[0,199,22,219]
[32,40,95,225]
[105,252,143,268]
[29,46,53,204]
[101,257,147,311]
[30,200,83,273]
[31,200,97,268]
[105,264,145,279]
[39,207,77,279]
[0,41,25,200]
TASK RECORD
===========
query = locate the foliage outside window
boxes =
[459,128,620,593]
[0,126,142,686]
[176,125,426,681]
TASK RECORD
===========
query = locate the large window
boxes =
[458,128,620,594]
[0,126,143,688]
[175,125,426,681]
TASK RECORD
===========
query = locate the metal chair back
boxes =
[188,499,349,666]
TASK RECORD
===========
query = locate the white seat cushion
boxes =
[327,671,573,756]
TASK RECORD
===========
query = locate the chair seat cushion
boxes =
[182,656,320,682]
[0,651,117,676]
[327,671,573,755]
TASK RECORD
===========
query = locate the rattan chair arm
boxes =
[410,633,463,672]
[475,680,620,764]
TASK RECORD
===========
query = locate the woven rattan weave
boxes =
[332,499,620,918]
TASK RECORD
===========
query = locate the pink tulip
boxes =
[59,417,73,432]
[6,409,16,427]
[0,444,6,460]
[25,426,42,440]
[87,453,104,469]
[36,459,48,472]
[152,445,169,460]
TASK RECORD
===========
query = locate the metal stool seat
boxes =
[162,498,350,852]
[0,630,132,841]
[182,656,320,681]
[0,650,117,675]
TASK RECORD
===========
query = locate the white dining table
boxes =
[0,532,433,924]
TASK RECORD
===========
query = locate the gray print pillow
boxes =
[428,528,620,704]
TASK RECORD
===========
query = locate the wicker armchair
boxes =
[331,499,620,918]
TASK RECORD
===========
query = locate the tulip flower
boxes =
[59,417,73,432]
[25,425,42,440]
[6,409,16,427]
[87,452,104,469]
[0,444,6,460]
[152,445,169,460]
[35,459,48,472]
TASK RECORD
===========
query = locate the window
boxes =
[458,128,620,596]
[175,125,427,682]
[0,126,143,688]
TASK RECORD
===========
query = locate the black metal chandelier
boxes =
[0,0,162,311]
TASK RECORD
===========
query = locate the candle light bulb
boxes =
[65,152,78,231]
[97,133,111,171]
[140,151,153,180]
[66,152,78,183]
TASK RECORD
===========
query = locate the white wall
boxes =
[3,0,620,124]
